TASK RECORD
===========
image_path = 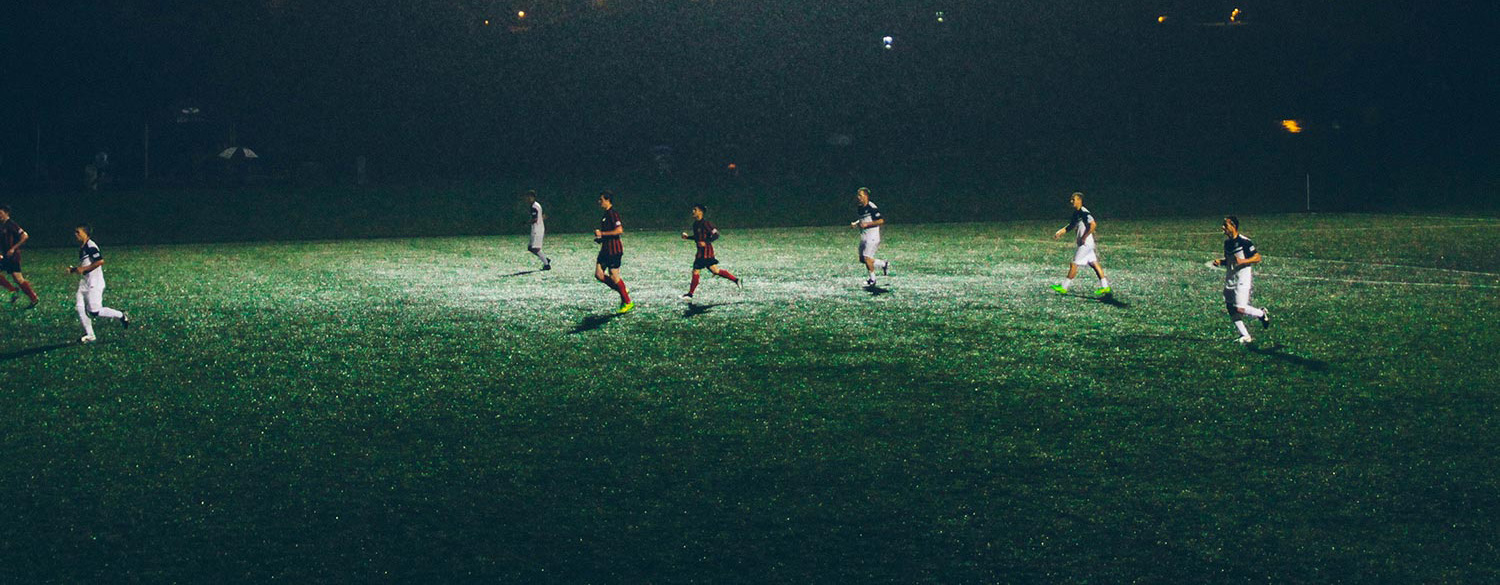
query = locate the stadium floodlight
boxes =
[882,35,893,49]
[936,11,945,23]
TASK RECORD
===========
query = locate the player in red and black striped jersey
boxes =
[0,205,40,308]
[679,204,741,300]
[593,191,633,314]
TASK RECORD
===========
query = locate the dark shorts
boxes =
[596,251,623,269]
[692,257,720,270]
[0,254,19,274]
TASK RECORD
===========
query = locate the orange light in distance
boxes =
[517,10,527,19]
[1157,15,1167,23]
[1230,8,1241,22]
[1281,120,1303,134]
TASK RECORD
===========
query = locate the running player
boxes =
[1051,192,1111,296]
[68,224,131,344]
[679,204,741,300]
[524,190,551,271]
[593,191,633,314]
[850,187,891,286]
[0,205,40,308]
[1212,216,1270,344]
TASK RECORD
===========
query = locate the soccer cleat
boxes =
[79,335,97,344]
[680,293,694,300]
[542,263,552,271]
[881,261,890,276]
[23,300,37,310]
[1259,310,1271,329]
[865,278,877,287]
[616,302,635,314]
[121,312,131,329]
[1094,286,1112,296]
[1051,285,1068,294]
[735,277,743,291]
[1235,335,1254,344]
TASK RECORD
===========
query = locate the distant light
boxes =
[1157,15,1167,23]
[1230,8,1241,22]
[483,19,490,25]
[517,10,526,19]
[935,11,945,23]
[1281,120,1303,134]
[882,35,893,49]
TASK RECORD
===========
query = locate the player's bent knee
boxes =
[88,310,100,317]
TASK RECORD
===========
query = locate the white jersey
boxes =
[77,239,105,288]
[530,201,545,233]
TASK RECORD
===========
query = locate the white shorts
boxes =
[858,233,881,260]
[1223,281,1253,308]
[528,228,545,250]
[76,279,105,312]
[1072,241,1098,266]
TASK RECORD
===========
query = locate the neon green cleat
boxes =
[616,302,635,314]
[1050,285,1068,294]
[1094,287,1112,296]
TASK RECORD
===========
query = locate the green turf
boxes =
[3,213,1498,582]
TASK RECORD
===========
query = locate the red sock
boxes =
[616,278,631,304]
[18,282,36,302]
[688,273,700,295]
[0,278,15,293]
[716,269,738,282]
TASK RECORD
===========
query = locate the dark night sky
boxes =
[2,0,1494,182]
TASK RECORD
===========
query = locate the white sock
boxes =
[1062,278,1074,289]
[96,307,124,320]
[78,310,95,337]
[1234,320,1250,337]
[868,270,876,280]
[1099,278,1110,288]
[1238,305,1265,318]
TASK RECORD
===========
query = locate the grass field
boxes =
[3,212,1498,583]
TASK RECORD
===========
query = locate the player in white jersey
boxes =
[1051,192,1111,296]
[850,187,891,286]
[1212,216,1270,344]
[68,224,131,344]
[524,190,551,270]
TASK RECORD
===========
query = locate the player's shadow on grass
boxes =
[864,284,892,296]
[499,269,540,278]
[682,301,740,318]
[0,341,76,362]
[1091,294,1131,309]
[1247,342,1329,371]
[569,313,619,334]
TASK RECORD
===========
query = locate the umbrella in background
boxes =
[218,147,259,159]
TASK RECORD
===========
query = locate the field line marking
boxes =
[1266,274,1500,289]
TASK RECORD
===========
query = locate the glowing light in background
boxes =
[1157,15,1167,23]
[1281,120,1304,134]
[936,11,945,23]
[882,35,893,50]
[517,10,527,19]
[1230,8,1241,23]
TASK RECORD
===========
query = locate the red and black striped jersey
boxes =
[598,209,623,255]
[0,220,23,251]
[691,219,719,259]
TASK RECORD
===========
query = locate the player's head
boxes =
[692,204,706,220]
[856,187,871,205]
[1070,192,1084,209]
[598,190,614,209]
[73,223,91,243]
[524,189,537,203]
[1222,216,1240,237]
[0,205,10,221]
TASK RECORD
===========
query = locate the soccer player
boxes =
[850,187,891,286]
[524,190,551,270]
[593,190,633,314]
[1050,192,1111,296]
[1212,216,1271,344]
[0,205,40,308]
[68,224,131,344]
[679,204,741,300]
